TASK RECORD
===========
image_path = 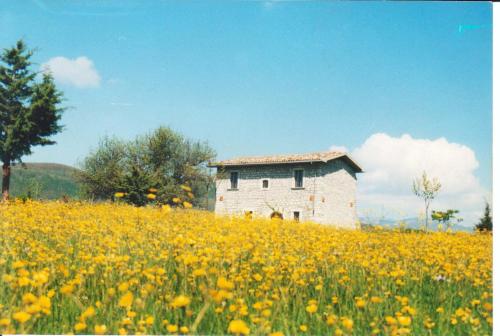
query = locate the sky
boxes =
[0,1,492,225]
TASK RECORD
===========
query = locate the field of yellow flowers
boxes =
[0,201,492,335]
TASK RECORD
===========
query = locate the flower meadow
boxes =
[0,201,492,335]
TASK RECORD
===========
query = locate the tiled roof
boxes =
[208,151,363,172]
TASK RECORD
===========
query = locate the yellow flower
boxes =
[81,306,95,320]
[172,197,181,203]
[118,282,129,292]
[193,268,206,277]
[145,316,154,325]
[148,188,158,193]
[299,325,308,332]
[26,304,41,314]
[355,299,366,309]
[74,322,87,331]
[167,324,178,333]
[162,204,171,212]
[436,307,444,313]
[13,311,31,324]
[181,185,192,192]
[118,291,134,308]
[22,293,38,304]
[217,277,235,290]
[60,284,74,294]
[306,304,318,314]
[182,201,192,209]
[424,319,435,329]
[94,324,107,335]
[228,319,250,335]
[114,192,125,198]
[146,193,156,200]
[483,302,493,311]
[171,295,191,308]
[12,260,26,269]
[180,326,189,333]
[385,316,397,325]
[269,332,284,336]
[326,314,337,326]
[33,270,49,285]
[253,274,263,281]
[398,316,412,327]
[342,318,353,330]
[0,318,11,326]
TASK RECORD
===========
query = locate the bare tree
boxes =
[412,171,441,231]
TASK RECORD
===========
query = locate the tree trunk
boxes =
[2,161,11,201]
[425,201,429,232]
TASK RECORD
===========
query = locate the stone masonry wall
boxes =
[214,159,358,228]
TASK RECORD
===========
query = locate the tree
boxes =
[412,171,441,231]
[77,126,216,207]
[0,40,64,200]
[475,202,492,232]
[431,209,462,231]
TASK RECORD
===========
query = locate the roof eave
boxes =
[340,154,364,173]
[208,154,363,172]
[208,159,323,167]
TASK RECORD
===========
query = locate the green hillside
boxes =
[10,163,81,200]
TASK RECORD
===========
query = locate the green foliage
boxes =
[10,163,81,200]
[431,209,462,231]
[77,126,216,207]
[0,40,64,197]
[412,171,441,231]
[475,202,492,232]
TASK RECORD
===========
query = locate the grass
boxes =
[0,201,492,335]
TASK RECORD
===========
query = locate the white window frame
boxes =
[292,168,305,189]
[229,170,239,190]
[261,178,270,190]
[292,210,301,221]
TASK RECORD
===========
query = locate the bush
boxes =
[77,126,215,207]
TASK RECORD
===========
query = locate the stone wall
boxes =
[214,159,358,228]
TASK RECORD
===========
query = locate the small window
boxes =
[294,169,304,188]
[262,179,269,189]
[230,171,238,189]
[293,211,300,221]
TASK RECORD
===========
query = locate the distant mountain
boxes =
[360,217,474,232]
[10,163,81,199]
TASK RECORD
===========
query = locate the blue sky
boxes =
[0,1,492,224]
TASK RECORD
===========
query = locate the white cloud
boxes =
[329,144,348,153]
[348,133,490,226]
[42,56,101,88]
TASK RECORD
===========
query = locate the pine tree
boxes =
[0,40,64,199]
[475,203,492,232]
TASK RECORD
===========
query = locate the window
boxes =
[294,169,304,188]
[293,211,300,221]
[230,171,238,189]
[262,179,269,189]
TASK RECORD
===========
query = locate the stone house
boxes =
[208,151,363,228]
